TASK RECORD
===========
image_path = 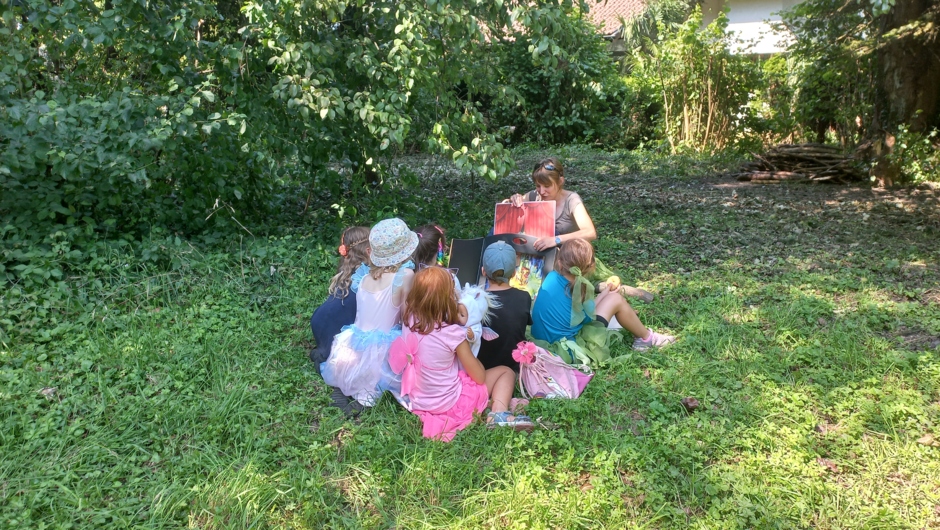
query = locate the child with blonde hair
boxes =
[531,239,675,365]
[320,218,418,409]
[310,226,370,367]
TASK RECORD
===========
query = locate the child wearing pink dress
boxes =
[389,267,489,442]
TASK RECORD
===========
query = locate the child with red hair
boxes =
[390,267,513,441]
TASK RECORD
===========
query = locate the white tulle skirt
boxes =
[320,325,403,406]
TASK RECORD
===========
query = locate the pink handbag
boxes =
[514,341,593,399]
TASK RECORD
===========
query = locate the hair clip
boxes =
[338,244,348,257]
[543,163,555,171]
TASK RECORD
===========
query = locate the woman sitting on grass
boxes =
[504,157,653,302]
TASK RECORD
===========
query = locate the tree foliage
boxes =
[777,0,877,145]
[0,0,603,243]
[626,8,762,153]
[779,0,940,182]
[486,7,622,145]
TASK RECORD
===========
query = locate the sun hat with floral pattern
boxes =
[369,218,419,267]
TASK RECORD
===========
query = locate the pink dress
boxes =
[389,323,489,442]
[320,278,404,406]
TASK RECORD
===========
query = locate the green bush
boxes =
[486,9,624,145]
[749,54,800,144]
[888,126,940,183]
[620,8,763,153]
[779,0,876,145]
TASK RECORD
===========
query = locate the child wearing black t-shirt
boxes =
[477,241,535,430]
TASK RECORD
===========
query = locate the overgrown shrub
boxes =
[749,54,799,145]
[485,9,624,145]
[888,126,940,183]
[778,0,877,146]
[621,8,763,153]
[608,74,662,149]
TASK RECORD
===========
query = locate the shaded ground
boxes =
[2,148,938,529]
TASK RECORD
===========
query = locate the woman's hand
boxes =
[509,193,524,207]
[533,236,558,252]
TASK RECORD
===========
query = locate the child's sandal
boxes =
[486,411,535,432]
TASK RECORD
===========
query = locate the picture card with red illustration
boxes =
[493,201,555,239]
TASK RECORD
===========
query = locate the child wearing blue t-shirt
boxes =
[531,239,675,364]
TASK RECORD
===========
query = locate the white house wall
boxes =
[701,0,801,54]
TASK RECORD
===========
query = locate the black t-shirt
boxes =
[477,288,532,371]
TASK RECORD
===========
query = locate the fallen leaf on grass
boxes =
[817,457,839,473]
[814,422,841,435]
[535,417,559,430]
[916,433,939,447]
[681,397,700,413]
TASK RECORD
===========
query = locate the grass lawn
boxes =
[2,147,939,528]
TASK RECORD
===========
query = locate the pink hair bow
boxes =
[388,333,421,397]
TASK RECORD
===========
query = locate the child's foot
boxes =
[620,285,655,303]
[330,388,363,418]
[632,330,676,351]
[487,411,536,432]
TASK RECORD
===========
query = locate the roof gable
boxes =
[583,0,648,36]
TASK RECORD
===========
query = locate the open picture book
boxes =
[447,201,557,298]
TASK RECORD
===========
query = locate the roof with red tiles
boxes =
[582,0,648,36]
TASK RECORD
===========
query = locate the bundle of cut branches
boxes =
[735,143,866,183]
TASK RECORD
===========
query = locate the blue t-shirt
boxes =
[531,271,595,343]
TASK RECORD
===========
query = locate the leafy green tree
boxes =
[626,8,762,153]
[486,7,622,145]
[780,0,940,182]
[1,0,601,244]
[779,0,876,145]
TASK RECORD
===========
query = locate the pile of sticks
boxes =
[735,143,866,183]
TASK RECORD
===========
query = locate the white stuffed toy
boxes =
[459,283,501,357]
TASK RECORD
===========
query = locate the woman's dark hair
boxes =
[532,157,564,188]
[413,224,446,266]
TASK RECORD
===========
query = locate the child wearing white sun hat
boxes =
[321,218,419,410]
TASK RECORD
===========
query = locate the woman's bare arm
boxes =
[533,202,598,250]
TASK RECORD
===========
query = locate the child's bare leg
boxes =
[595,290,649,339]
[484,366,515,413]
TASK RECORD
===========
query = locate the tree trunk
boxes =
[878,2,940,133]
[870,2,940,185]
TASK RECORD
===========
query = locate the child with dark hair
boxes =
[531,239,675,365]
[413,224,447,267]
